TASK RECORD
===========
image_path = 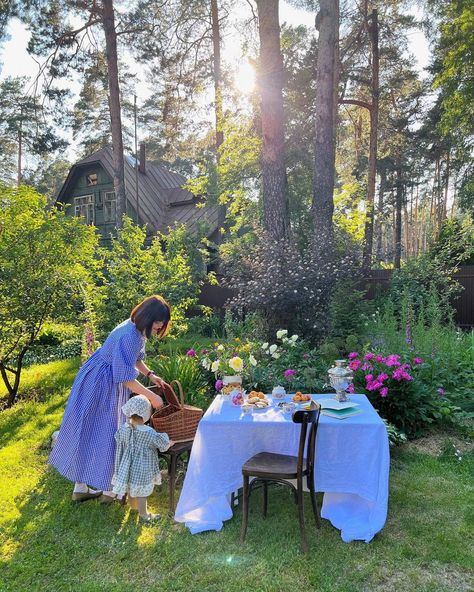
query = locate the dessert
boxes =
[292,391,311,402]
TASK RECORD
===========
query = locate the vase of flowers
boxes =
[200,339,258,395]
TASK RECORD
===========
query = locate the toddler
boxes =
[112,395,172,522]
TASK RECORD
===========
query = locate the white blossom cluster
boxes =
[223,230,360,337]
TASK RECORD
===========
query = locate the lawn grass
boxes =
[0,360,473,592]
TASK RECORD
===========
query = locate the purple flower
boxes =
[405,323,412,345]
[375,355,383,363]
[437,387,445,397]
[367,380,383,391]
[380,387,389,397]
[365,374,374,383]
[384,354,401,367]
[215,379,223,391]
[348,352,359,360]
[284,368,296,379]
[364,352,374,361]
[186,349,197,357]
[361,363,373,371]
[347,383,355,394]
[349,359,361,371]
[414,357,423,365]
[377,373,389,382]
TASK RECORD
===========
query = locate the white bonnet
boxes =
[121,395,152,422]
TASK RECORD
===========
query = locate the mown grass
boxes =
[0,360,473,592]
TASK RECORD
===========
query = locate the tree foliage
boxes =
[0,185,98,406]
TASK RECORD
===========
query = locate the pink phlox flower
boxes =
[361,363,373,371]
[380,387,389,397]
[365,374,374,383]
[403,372,413,381]
[437,387,445,397]
[186,349,197,357]
[349,359,361,371]
[400,363,411,370]
[384,354,401,367]
[215,379,223,391]
[284,368,296,378]
[364,352,375,361]
[414,357,423,365]
[375,354,383,363]
[367,380,383,392]
[393,368,412,381]
[348,352,359,360]
[347,383,355,393]
[377,373,389,382]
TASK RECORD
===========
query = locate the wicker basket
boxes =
[150,380,203,442]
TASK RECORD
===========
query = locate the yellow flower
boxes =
[229,356,243,372]
[234,337,241,342]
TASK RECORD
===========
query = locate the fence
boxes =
[363,266,474,328]
[198,266,474,328]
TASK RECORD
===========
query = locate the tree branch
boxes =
[339,98,372,111]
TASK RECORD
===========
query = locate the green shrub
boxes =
[148,354,211,409]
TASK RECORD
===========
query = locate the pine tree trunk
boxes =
[313,0,339,251]
[375,165,387,263]
[362,9,379,271]
[102,0,126,228]
[256,0,290,241]
[17,116,22,187]
[211,0,226,239]
[394,165,403,269]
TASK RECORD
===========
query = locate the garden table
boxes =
[174,394,389,543]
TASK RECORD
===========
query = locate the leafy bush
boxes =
[186,311,224,338]
[149,354,211,409]
[37,322,81,346]
[102,218,209,334]
[22,339,82,366]
[222,228,360,341]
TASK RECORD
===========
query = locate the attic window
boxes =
[86,173,98,186]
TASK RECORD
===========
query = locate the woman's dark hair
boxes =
[131,295,171,339]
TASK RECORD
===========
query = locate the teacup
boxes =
[241,404,253,416]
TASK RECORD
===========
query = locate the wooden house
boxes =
[56,145,219,244]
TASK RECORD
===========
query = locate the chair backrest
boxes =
[292,403,321,476]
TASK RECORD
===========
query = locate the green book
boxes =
[321,407,363,420]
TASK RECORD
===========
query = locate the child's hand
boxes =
[168,440,175,448]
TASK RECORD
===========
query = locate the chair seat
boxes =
[242,452,307,480]
[161,441,193,456]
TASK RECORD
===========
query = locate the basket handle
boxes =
[170,380,185,408]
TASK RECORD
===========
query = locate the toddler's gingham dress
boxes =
[112,424,170,497]
[49,319,146,491]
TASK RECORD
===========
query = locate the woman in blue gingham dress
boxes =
[49,296,171,502]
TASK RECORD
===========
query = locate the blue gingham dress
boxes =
[49,319,146,491]
[112,424,170,497]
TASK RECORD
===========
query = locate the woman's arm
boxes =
[124,379,164,408]
[136,360,168,388]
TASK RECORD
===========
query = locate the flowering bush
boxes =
[349,351,458,437]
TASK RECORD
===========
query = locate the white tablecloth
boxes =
[174,394,390,543]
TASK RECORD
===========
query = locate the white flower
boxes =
[271,352,280,359]
[201,359,211,371]
[211,360,220,373]
[269,344,278,354]
[276,329,288,339]
[290,334,299,342]
[249,354,257,367]
[217,344,225,351]
[261,342,269,350]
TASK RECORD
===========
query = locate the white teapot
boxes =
[272,385,287,400]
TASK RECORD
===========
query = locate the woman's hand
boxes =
[147,392,164,409]
[149,373,168,389]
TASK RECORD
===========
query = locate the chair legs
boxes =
[262,481,268,519]
[308,475,321,529]
[240,475,250,542]
[168,452,178,514]
[297,476,308,553]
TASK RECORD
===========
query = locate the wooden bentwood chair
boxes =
[240,402,322,553]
